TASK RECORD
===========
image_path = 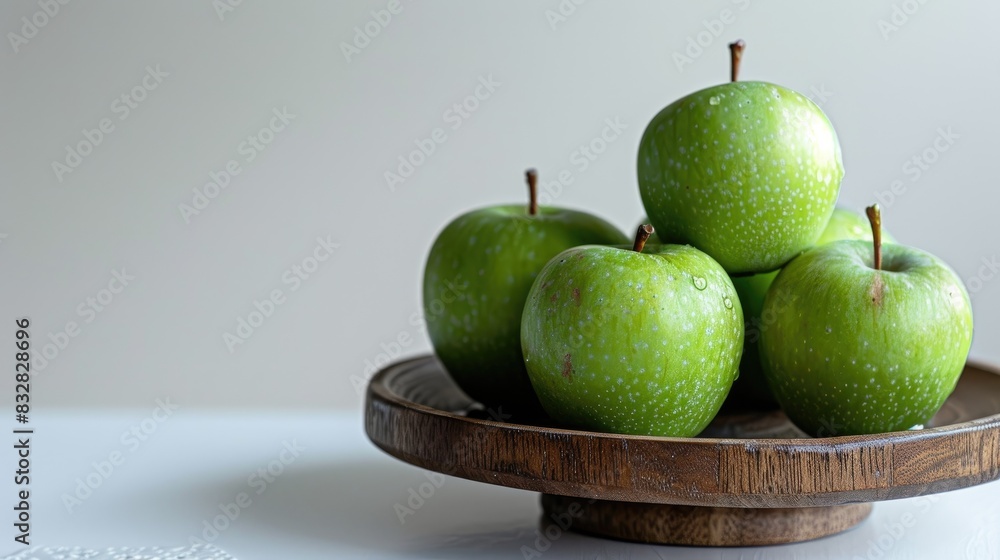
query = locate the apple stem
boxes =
[633,224,654,253]
[729,40,745,82]
[866,204,883,271]
[525,169,539,216]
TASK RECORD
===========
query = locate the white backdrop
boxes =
[2,0,998,409]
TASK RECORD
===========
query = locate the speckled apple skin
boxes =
[520,244,744,437]
[638,81,843,275]
[760,241,973,436]
[423,205,628,411]
[726,209,897,411]
[817,207,895,246]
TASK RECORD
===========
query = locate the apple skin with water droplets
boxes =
[637,81,844,275]
[520,244,744,437]
[423,205,627,413]
[725,208,898,411]
[760,241,973,436]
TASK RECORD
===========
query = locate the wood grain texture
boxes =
[365,355,1000,509]
[540,494,873,546]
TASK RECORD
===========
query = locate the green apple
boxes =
[817,207,895,245]
[725,208,898,410]
[760,205,973,436]
[637,40,843,274]
[520,226,744,436]
[725,270,781,410]
[424,169,628,413]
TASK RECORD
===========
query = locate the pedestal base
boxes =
[541,494,873,546]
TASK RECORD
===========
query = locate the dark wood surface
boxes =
[365,355,1000,509]
[541,495,873,546]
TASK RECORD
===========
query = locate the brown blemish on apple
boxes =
[572,287,581,306]
[549,292,559,303]
[870,273,885,307]
[562,353,573,381]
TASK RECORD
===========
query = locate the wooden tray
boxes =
[364,356,1000,546]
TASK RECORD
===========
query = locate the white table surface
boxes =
[4,410,1000,560]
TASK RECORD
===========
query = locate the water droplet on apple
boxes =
[723,297,733,309]
[693,276,707,290]
[709,96,720,106]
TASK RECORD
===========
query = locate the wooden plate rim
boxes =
[365,355,1000,507]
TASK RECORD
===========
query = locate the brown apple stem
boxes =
[525,169,539,215]
[729,40,745,82]
[633,224,654,253]
[866,204,882,270]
